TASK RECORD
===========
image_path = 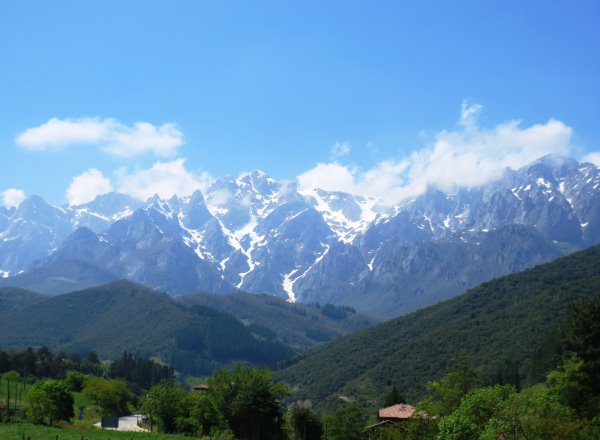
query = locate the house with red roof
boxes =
[367,403,431,439]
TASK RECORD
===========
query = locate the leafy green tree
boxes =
[208,364,288,440]
[436,385,514,440]
[83,376,132,416]
[284,403,323,440]
[64,370,86,392]
[421,352,481,416]
[1,370,20,382]
[323,404,365,440]
[24,379,74,425]
[560,294,600,418]
[480,384,587,440]
[176,391,228,437]
[142,379,187,433]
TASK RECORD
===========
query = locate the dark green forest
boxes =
[277,244,600,411]
[0,281,376,378]
[0,281,296,376]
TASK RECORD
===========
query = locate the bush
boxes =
[24,380,74,425]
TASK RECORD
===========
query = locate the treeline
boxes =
[109,351,174,392]
[0,346,102,380]
[1,348,175,426]
[139,364,369,440]
[319,304,356,321]
[0,346,173,396]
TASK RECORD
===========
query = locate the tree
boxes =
[109,351,174,392]
[64,370,86,392]
[284,403,323,440]
[323,404,365,440]
[560,294,600,418]
[421,352,481,416]
[2,370,20,382]
[176,392,229,437]
[208,364,288,440]
[436,385,514,440]
[480,384,587,440]
[24,379,74,425]
[83,376,132,416]
[142,379,187,433]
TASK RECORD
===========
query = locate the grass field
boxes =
[0,423,193,440]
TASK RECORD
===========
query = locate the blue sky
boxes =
[1,1,599,206]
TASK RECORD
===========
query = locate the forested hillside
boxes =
[179,292,377,351]
[0,287,46,312]
[277,244,600,410]
[0,281,294,375]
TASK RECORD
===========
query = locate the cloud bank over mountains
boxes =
[6,102,595,208]
[66,169,113,206]
[298,101,574,203]
[16,117,183,158]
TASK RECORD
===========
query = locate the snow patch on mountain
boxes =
[281,243,330,302]
[282,269,299,302]
[300,189,382,243]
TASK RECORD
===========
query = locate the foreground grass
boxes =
[0,423,192,440]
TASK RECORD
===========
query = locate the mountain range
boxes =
[1,154,599,319]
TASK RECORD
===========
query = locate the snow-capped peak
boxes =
[300,188,383,243]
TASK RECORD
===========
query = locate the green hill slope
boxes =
[0,287,46,312]
[276,244,600,410]
[0,280,294,375]
[179,292,377,351]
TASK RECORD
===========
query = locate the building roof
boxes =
[378,403,417,420]
[192,384,209,391]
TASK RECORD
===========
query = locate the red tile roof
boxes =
[378,403,417,420]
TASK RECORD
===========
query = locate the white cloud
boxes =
[206,188,233,206]
[116,159,213,200]
[583,152,600,166]
[16,117,183,157]
[2,188,26,208]
[297,162,358,193]
[66,169,113,206]
[330,141,350,159]
[298,101,575,204]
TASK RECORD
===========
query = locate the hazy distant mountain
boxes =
[0,155,598,319]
